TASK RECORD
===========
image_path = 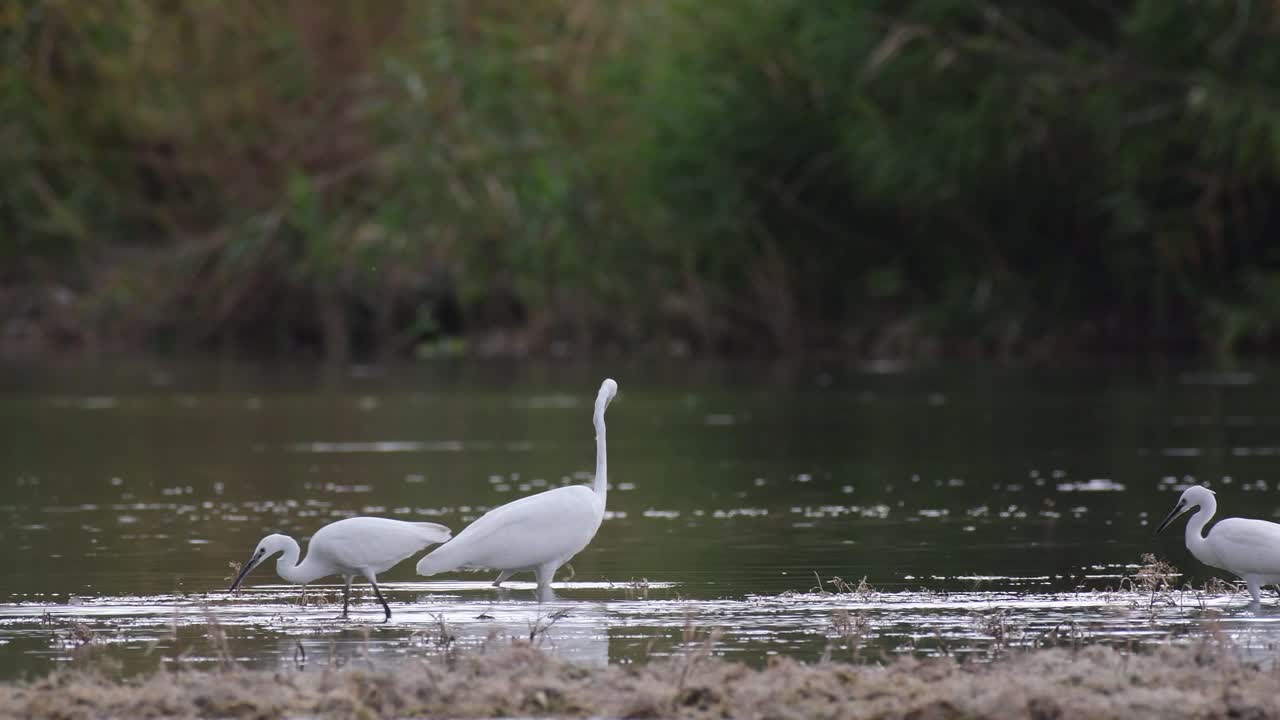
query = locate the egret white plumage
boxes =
[1156,484,1280,603]
[228,517,452,620]
[416,378,618,593]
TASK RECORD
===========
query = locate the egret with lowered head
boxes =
[1156,484,1280,603]
[416,378,618,595]
[229,517,452,621]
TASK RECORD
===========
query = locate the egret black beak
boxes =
[229,549,264,592]
[1155,500,1186,535]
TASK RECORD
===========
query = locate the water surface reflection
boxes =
[3,359,1280,676]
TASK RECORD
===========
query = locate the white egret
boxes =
[416,378,618,594]
[229,517,452,620]
[1156,484,1280,603]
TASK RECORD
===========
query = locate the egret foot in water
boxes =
[369,581,392,622]
[338,577,353,620]
[333,576,390,621]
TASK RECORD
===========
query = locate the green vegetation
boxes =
[4,1,1280,358]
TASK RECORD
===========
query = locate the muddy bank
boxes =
[3,640,1276,719]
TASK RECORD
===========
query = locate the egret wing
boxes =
[313,517,452,575]
[1208,518,1280,575]
[417,486,601,574]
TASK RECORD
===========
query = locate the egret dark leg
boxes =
[368,576,391,622]
[492,570,513,588]
[341,576,352,619]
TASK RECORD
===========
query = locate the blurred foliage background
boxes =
[3,0,1280,360]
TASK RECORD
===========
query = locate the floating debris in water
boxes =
[1057,479,1125,492]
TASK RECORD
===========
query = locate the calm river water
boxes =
[2,357,1279,677]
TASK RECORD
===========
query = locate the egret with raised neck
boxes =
[416,378,618,595]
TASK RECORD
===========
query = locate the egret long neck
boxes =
[1183,496,1217,564]
[274,537,327,585]
[592,400,608,499]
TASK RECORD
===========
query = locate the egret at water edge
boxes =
[416,378,618,595]
[228,517,452,621]
[1156,484,1280,604]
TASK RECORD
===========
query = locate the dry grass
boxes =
[811,573,876,601]
[1133,553,1180,593]
[3,640,1279,719]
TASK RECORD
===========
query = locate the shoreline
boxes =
[4,641,1276,719]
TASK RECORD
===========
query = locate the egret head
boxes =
[597,378,618,410]
[228,534,290,592]
[1155,485,1216,535]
